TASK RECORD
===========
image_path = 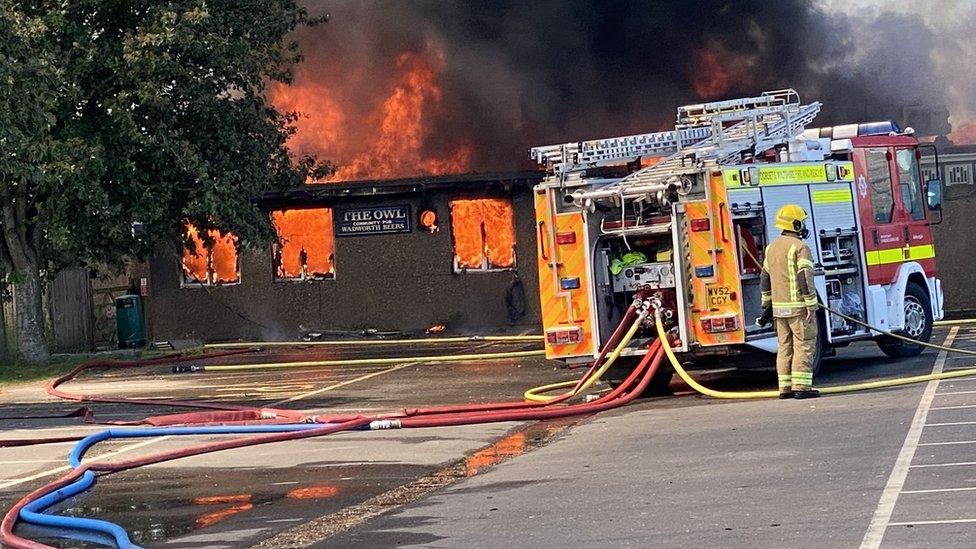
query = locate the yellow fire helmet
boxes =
[774,204,809,233]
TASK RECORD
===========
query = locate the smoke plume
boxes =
[277,0,976,180]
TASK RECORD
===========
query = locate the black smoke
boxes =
[293,0,960,172]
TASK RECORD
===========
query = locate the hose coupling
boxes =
[172,363,204,374]
[369,419,403,430]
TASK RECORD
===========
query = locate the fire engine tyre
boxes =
[877,282,933,358]
[606,357,673,397]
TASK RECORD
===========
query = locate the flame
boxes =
[450,199,516,269]
[691,46,754,100]
[270,45,472,182]
[182,223,239,284]
[949,121,976,145]
[270,208,335,278]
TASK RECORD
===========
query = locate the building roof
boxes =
[260,171,545,207]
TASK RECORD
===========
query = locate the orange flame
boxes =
[270,208,335,278]
[949,121,976,145]
[270,45,472,182]
[449,199,516,269]
[182,223,239,284]
[691,46,754,100]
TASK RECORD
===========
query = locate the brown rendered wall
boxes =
[931,188,976,316]
[144,184,542,342]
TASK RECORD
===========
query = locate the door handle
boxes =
[903,226,910,242]
[871,229,879,246]
[538,220,549,261]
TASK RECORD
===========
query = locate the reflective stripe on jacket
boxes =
[760,233,817,318]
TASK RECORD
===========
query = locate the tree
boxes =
[0,1,329,362]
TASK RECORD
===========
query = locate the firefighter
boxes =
[757,204,820,399]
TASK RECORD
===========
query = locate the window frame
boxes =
[179,235,242,288]
[894,148,925,221]
[865,148,895,224]
[269,207,337,283]
[449,197,518,274]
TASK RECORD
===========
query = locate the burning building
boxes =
[138,0,976,343]
[144,172,543,342]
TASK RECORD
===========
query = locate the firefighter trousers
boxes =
[774,314,818,391]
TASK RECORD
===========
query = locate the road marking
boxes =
[901,486,976,494]
[925,421,976,426]
[270,362,419,406]
[929,404,976,410]
[937,389,976,395]
[918,440,976,446]
[859,327,957,549]
[0,436,171,490]
[909,461,976,468]
[888,518,976,526]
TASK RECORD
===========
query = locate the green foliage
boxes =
[0,0,330,277]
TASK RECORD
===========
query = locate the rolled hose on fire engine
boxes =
[204,334,543,349]
[655,306,976,400]
[3,342,666,548]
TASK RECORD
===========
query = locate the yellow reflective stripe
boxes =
[787,244,798,303]
[797,258,815,269]
[865,244,936,266]
[803,296,818,306]
[772,301,805,307]
[812,188,853,204]
[908,244,935,261]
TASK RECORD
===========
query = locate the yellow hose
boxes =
[934,318,976,326]
[204,349,545,372]
[522,311,647,402]
[654,315,976,399]
[205,335,543,349]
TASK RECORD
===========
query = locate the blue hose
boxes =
[20,423,333,548]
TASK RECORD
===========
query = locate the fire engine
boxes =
[530,90,945,389]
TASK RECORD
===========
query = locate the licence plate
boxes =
[707,285,732,307]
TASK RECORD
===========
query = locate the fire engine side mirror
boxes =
[926,179,943,211]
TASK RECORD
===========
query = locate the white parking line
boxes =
[901,486,976,494]
[929,404,976,410]
[888,518,976,526]
[938,390,976,395]
[0,436,170,490]
[925,421,976,426]
[270,362,418,406]
[909,461,976,469]
[918,440,976,446]
[859,327,957,549]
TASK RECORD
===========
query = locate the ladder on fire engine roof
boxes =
[529,89,822,200]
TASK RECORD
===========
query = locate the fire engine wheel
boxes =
[606,357,674,397]
[877,282,933,358]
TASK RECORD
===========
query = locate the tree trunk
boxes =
[12,263,50,363]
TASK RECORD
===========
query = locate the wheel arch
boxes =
[884,262,928,333]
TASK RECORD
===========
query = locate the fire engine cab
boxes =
[530,90,944,386]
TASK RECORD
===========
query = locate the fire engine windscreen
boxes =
[270,208,336,279]
[449,198,516,270]
[181,223,240,284]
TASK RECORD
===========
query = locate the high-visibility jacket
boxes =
[760,233,817,318]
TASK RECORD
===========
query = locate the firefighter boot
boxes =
[794,389,821,399]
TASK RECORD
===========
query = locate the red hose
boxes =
[1,341,662,549]
[3,312,658,548]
